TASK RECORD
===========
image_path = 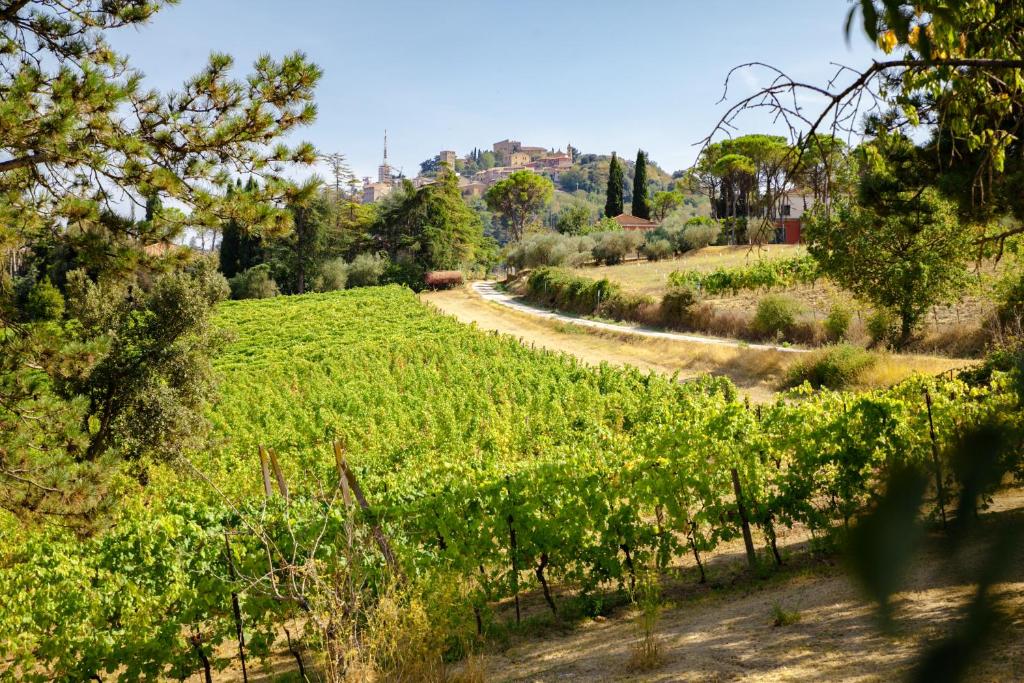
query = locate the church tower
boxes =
[377,130,393,184]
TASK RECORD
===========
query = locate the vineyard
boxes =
[667,256,821,295]
[1,286,1020,680]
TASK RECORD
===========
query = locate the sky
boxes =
[108,0,882,181]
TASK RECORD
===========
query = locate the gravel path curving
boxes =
[471,281,809,354]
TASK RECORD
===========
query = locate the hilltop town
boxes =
[361,136,578,203]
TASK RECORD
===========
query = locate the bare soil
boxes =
[472,490,1024,683]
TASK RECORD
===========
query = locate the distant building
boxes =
[492,139,521,157]
[143,240,176,257]
[363,131,401,203]
[439,149,457,169]
[460,181,488,199]
[362,180,393,204]
[509,151,531,167]
[772,193,814,244]
[474,166,516,185]
[612,213,658,231]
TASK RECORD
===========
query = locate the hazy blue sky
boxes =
[108,1,880,180]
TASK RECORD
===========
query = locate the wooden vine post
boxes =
[223,532,249,683]
[332,441,401,576]
[731,468,757,569]
[505,475,521,624]
[923,389,948,529]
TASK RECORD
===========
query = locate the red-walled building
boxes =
[773,195,814,244]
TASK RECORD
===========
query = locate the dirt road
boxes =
[421,285,969,403]
[421,285,797,403]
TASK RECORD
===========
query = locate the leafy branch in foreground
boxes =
[1,0,322,524]
[701,1,1024,243]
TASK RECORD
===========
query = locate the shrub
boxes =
[597,292,655,323]
[824,303,852,341]
[24,277,65,321]
[752,295,801,338]
[660,286,699,328]
[648,213,688,253]
[867,309,897,347]
[784,344,876,390]
[667,256,820,295]
[318,257,348,292]
[641,238,673,261]
[682,220,721,250]
[424,270,464,290]
[347,253,388,288]
[229,264,279,299]
[504,232,593,270]
[525,267,618,315]
[592,231,643,265]
[187,256,230,304]
[591,216,622,234]
[771,604,802,627]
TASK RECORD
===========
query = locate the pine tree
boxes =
[632,150,650,219]
[605,152,624,218]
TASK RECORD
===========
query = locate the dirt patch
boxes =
[473,491,1024,683]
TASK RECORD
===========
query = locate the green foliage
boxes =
[555,205,593,235]
[651,190,684,222]
[593,216,623,234]
[771,604,801,627]
[867,309,897,347]
[1,2,321,247]
[265,185,332,294]
[605,152,625,218]
[525,267,620,315]
[345,252,388,288]
[785,345,877,390]
[660,286,700,329]
[3,287,1018,679]
[824,303,853,341]
[374,172,486,287]
[752,295,802,338]
[641,239,673,261]
[317,257,348,292]
[504,232,594,270]
[850,2,1024,230]
[484,171,554,243]
[229,264,280,300]
[631,150,651,219]
[668,256,820,295]
[806,162,968,346]
[24,277,64,321]
[682,218,722,250]
[592,231,643,266]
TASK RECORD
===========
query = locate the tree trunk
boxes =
[731,468,757,569]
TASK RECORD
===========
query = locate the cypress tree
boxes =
[237,177,264,272]
[218,181,242,277]
[632,150,650,219]
[605,152,624,218]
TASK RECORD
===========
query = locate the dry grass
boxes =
[571,245,807,298]
[568,246,1017,358]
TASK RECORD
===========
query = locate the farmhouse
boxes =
[612,213,658,231]
[773,193,814,244]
